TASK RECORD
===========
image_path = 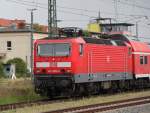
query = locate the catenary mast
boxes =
[48,0,57,37]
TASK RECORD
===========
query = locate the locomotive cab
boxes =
[33,36,86,96]
[35,43,72,74]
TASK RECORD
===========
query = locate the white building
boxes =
[0,30,48,70]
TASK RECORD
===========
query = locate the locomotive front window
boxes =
[38,44,53,56]
[38,43,70,56]
[55,44,70,56]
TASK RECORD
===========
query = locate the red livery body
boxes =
[33,34,150,96]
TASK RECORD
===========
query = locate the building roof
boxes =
[0,29,31,33]
[0,18,49,32]
[0,18,25,27]
[101,23,134,26]
[0,29,48,34]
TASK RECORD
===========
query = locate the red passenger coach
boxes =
[130,39,150,78]
[111,34,150,79]
[33,33,150,97]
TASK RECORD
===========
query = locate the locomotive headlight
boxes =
[57,62,71,68]
[36,62,49,68]
[36,69,41,73]
[66,69,72,73]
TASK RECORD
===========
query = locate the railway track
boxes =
[0,97,67,112]
[0,96,89,112]
[0,99,48,111]
[42,96,150,113]
[1,91,150,112]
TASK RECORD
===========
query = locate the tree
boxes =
[7,58,27,77]
[0,62,5,78]
[83,30,90,37]
[33,23,43,32]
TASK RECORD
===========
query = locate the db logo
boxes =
[50,62,57,67]
[106,56,110,63]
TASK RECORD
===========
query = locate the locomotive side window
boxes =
[79,44,83,55]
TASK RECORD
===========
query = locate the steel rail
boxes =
[42,96,150,113]
[1,91,150,112]
[0,97,67,112]
[0,99,50,111]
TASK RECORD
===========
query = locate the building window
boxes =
[7,41,12,50]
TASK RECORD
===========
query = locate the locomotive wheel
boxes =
[85,83,100,95]
[71,84,86,96]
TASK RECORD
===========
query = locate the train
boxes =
[33,28,150,97]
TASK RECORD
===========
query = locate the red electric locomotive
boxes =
[33,28,150,97]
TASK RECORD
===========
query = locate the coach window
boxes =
[144,56,148,64]
[7,41,12,50]
[140,56,144,64]
[79,44,83,55]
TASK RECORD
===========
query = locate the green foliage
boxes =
[83,30,90,37]
[0,62,5,78]
[7,58,27,77]
[33,23,43,32]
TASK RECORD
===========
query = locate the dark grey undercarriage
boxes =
[34,73,150,97]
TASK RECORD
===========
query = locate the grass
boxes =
[0,78,150,113]
[2,89,150,113]
[0,78,44,105]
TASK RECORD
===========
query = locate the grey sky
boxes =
[0,0,150,40]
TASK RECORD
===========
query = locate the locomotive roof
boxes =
[38,36,126,46]
[40,34,138,42]
[110,34,139,42]
[83,37,126,46]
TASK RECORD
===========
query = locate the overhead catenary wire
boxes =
[123,16,149,23]
[5,0,150,19]
[5,0,150,27]
[114,0,118,22]
[117,0,150,11]
[3,0,150,41]
[101,0,150,11]
[4,0,150,28]
[21,0,150,11]
[16,0,99,13]
[4,0,150,26]
[5,0,97,18]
